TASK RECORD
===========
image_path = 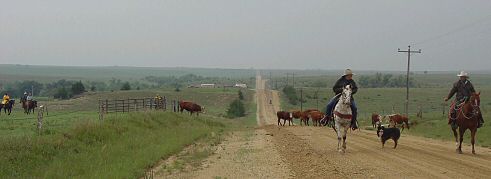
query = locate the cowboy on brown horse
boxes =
[445,71,484,128]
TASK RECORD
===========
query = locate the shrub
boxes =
[121,82,131,90]
[282,86,298,105]
[71,81,85,95]
[226,99,245,118]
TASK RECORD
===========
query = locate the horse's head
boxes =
[340,85,352,105]
[471,92,481,106]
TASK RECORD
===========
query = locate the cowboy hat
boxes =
[343,69,356,76]
[457,71,469,77]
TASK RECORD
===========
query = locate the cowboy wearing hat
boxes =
[445,71,484,128]
[322,69,359,130]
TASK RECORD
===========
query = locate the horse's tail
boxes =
[404,120,410,129]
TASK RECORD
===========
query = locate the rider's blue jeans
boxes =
[325,98,357,122]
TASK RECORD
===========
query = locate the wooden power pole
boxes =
[398,45,421,117]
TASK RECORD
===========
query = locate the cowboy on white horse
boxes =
[322,69,359,130]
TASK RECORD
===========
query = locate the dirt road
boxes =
[158,73,491,179]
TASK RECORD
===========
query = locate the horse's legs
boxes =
[335,122,342,152]
[277,117,280,126]
[457,128,465,154]
[342,125,348,152]
[452,127,459,148]
[283,119,286,126]
[471,128,477,154]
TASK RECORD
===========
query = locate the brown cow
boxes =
[179,101,203,116]
[309,111,325,127]
[292,110,309,126]
[277,111,293,126]
[372,113,381,128]
[384,114,410,131]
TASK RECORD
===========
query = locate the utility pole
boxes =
[292,73,295,88]
[286,73,289,86]
[398,45,421,117]
[300,88,303,111]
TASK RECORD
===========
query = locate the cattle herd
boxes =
[276,109,326,127]
[277,110,410,149]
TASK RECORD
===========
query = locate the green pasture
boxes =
[0,86,256,178]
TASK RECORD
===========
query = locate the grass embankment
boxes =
[0,112,225,178]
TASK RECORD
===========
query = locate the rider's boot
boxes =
[449,111,458,129]
[321,115,331,126]
[350,117,358,130]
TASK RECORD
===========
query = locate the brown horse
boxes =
[21,100,37,115]
[450,92,482,154]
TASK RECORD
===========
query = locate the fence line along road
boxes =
[99,97,168,120]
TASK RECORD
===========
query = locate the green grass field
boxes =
[0,85,256,178]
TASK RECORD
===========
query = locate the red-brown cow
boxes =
[309,111,325,127]
[292,110,309,126]
[179,101,203,116]
[277,111,293,126]
[372,113,382,128]
[384,114,410,131]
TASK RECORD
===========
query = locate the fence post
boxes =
[163,96,167,111]
[173,100,176,112]
[105,99,109,114]
[177,99,180,112]
[37,106,44,135]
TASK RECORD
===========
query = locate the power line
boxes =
[398,46,422,118]
[411,14,491,46]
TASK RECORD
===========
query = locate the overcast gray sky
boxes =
[1,0,491,71]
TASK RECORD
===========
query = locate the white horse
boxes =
[334,85,353,153]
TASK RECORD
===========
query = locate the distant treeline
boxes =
[0,73,252,100]
[358,73,415,88]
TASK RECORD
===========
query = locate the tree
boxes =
[282,86,298,105]
[238,90,244,100]
[71,81,85,95]
[54,87,69,99]
[121,82,131,90]
[227,99,246,118]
